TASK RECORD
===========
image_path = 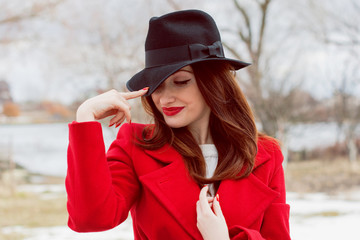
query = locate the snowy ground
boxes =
[1,184,360,240]
[288,191,360,240]
[1,224,133,240]
[1,123,360,239]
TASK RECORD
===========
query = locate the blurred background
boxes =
[0,0,359,239]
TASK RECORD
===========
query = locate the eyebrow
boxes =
[177,68,193,74]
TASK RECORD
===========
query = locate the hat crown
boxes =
[145,10,221,51]
[126,9,250,96]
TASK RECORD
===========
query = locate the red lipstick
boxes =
[162,107,184,116]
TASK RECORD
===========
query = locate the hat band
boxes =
[145,41,224,68]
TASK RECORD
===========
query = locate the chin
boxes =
[166,123,187,129]
[164,119,187,129]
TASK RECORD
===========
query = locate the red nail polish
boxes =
[216,194,219,201]
[142,87,149,91]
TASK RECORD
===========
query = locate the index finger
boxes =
[198,186,212,213]
[199,185,209,201]
[121,87,149,100]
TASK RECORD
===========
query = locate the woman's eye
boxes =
[174,79,190,85]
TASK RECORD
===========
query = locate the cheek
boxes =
[188,88,205,105]
[192,92,208,113]
[151,95,157,105]
[151,95,161,111]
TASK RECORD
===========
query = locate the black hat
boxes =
[126,9,250,96]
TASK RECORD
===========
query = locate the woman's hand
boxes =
[76,88,148,126]
[196,185,230,240]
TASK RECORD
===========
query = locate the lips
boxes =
[162,107,184,116]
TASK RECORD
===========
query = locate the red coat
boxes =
[66,122,290,239]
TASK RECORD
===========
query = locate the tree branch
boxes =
[256,0,272,63]
[233,0,252,50]
[165,0,182,11]
[0,0,65,25]
[222,41,244,61]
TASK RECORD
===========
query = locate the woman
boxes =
[66,9,290,240]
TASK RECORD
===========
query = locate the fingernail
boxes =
[216,194,219,201]
[115,123,120,128]
[142,87,149,91]
[109,123,114,127]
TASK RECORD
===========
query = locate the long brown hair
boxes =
[138,61,258,188]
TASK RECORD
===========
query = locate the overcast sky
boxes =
[0,0,358,104]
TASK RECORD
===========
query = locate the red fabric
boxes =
[66,122,291,239]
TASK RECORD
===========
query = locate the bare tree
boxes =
[91,18,144,90]
[331,60,360,167]
[0,0,64,24]
[219,0,325,166]
[308,0,360,166]
[309,0,360,47]
[165,0,183,10]
[0,0,65,44]
[225,0,311,137]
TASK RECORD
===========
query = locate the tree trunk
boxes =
[276,121,289,169]
[347,136,358,169]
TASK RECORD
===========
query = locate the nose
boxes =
[158,87,176,106]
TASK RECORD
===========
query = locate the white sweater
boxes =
[199,144,218,196]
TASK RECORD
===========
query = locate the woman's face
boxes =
[151,65,211,130]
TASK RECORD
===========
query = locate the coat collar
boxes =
[143,140,271,169]
[139,142,278,238]
[254,139,272,168]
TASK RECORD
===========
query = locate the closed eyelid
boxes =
[174,79,191,83]
[172,70,193,79]
[172,73,193,81]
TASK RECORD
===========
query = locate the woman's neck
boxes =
[188,123,213,145]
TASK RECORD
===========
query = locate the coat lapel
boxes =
[138,141,280,236]
[217,174,280,228]
[140,145,203,239]
[218,143,280,228]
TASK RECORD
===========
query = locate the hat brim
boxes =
[126,58,250,97]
